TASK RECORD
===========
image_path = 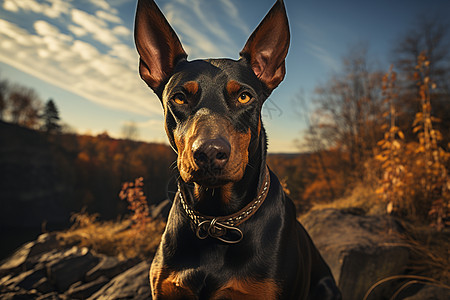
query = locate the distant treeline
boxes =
[0,121,176,228]
[51,131,177,218]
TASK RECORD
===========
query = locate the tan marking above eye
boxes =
[183,81,199,95]
[238,92,252,104]
[227,80,241,95]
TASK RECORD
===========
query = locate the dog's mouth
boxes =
[192,176,228,188]
[180,166,243,188]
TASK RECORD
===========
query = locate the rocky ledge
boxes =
[1,208,449,299]
[0,233,148,300]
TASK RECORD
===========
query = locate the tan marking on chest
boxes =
[150,265,196,300]
[212,277,280,300]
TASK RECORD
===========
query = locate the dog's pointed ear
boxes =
[134,0,187,96]
[240,0,290,91]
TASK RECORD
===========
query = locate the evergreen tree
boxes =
[42,99,61,134]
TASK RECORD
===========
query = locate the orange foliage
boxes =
[54,132,176,219]
[119,177,152,234]
[375,54,450,229]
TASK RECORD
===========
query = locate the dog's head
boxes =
[135,0,289,188]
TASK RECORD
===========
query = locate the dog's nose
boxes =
[192,138,231,170]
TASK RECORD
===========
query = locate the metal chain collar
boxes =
[178,166,270,244]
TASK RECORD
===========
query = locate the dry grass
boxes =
[58,178,166,259]
[309,184,450,286]
[307,184,385,216]
[363,225,450,299]
[363,274,450,300]
[401,224,450,283]
[58,212,165,259]
[307,165,450,286]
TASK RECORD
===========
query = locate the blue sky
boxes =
[0,0,449,152]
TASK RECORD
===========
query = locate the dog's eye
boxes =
[238,92,252,104]
[172,93,186,105]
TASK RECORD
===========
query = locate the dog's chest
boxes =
[151,265,279,299]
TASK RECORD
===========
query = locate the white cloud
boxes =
[164,13,222,58]
[113,25,131,36]
[88,0,116,13]
[305,42,340,71]
[37,49,50,58]
[71,8,119,46]
[297,22,340,71]
[96,10,122,23]
[72,40,100,60]
[41,0,72,18]
[189,1,235,47]
[0,0,251,122]
[163,0,250,59]
[219,0,250,35]
[67,24,87,37]
[0,19,161,117]
[0,0,278,145]
[0,19,35,46]
[3,0,19,12]
[108,44,137,66]
[0,0,262,125]
[34,20,72,42]
[3,0,43,14]
[34,20,60,36]
[3,0,71,18]
[46,0,72,18]
[122,119,163,129]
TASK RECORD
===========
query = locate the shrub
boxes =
[375,55,450,229]
[58,178,166,259]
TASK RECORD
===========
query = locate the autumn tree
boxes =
[308,44,384,185]
[121,121,140,141]
[41,99,61,134]
[294,91,337,202]
[392,15,450,143]
[7,84,42,129]
[376,54,449,229]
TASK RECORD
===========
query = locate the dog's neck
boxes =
[179,128,267,216]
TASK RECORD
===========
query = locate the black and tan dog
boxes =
[134,0,341,298]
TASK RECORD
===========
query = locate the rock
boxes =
[88,261,151,300]
[36,292,66,300]
[65,276,109,299]
[2,267,46,290]
[0,285,40,300]
[0,233,61,277]
[1,234,150,299]
[300,208,410,300]
[0,274,13,286]
[4,208,434,300]
[46,247,99,292]
[85,255,139,281]
[32,277,54,294]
